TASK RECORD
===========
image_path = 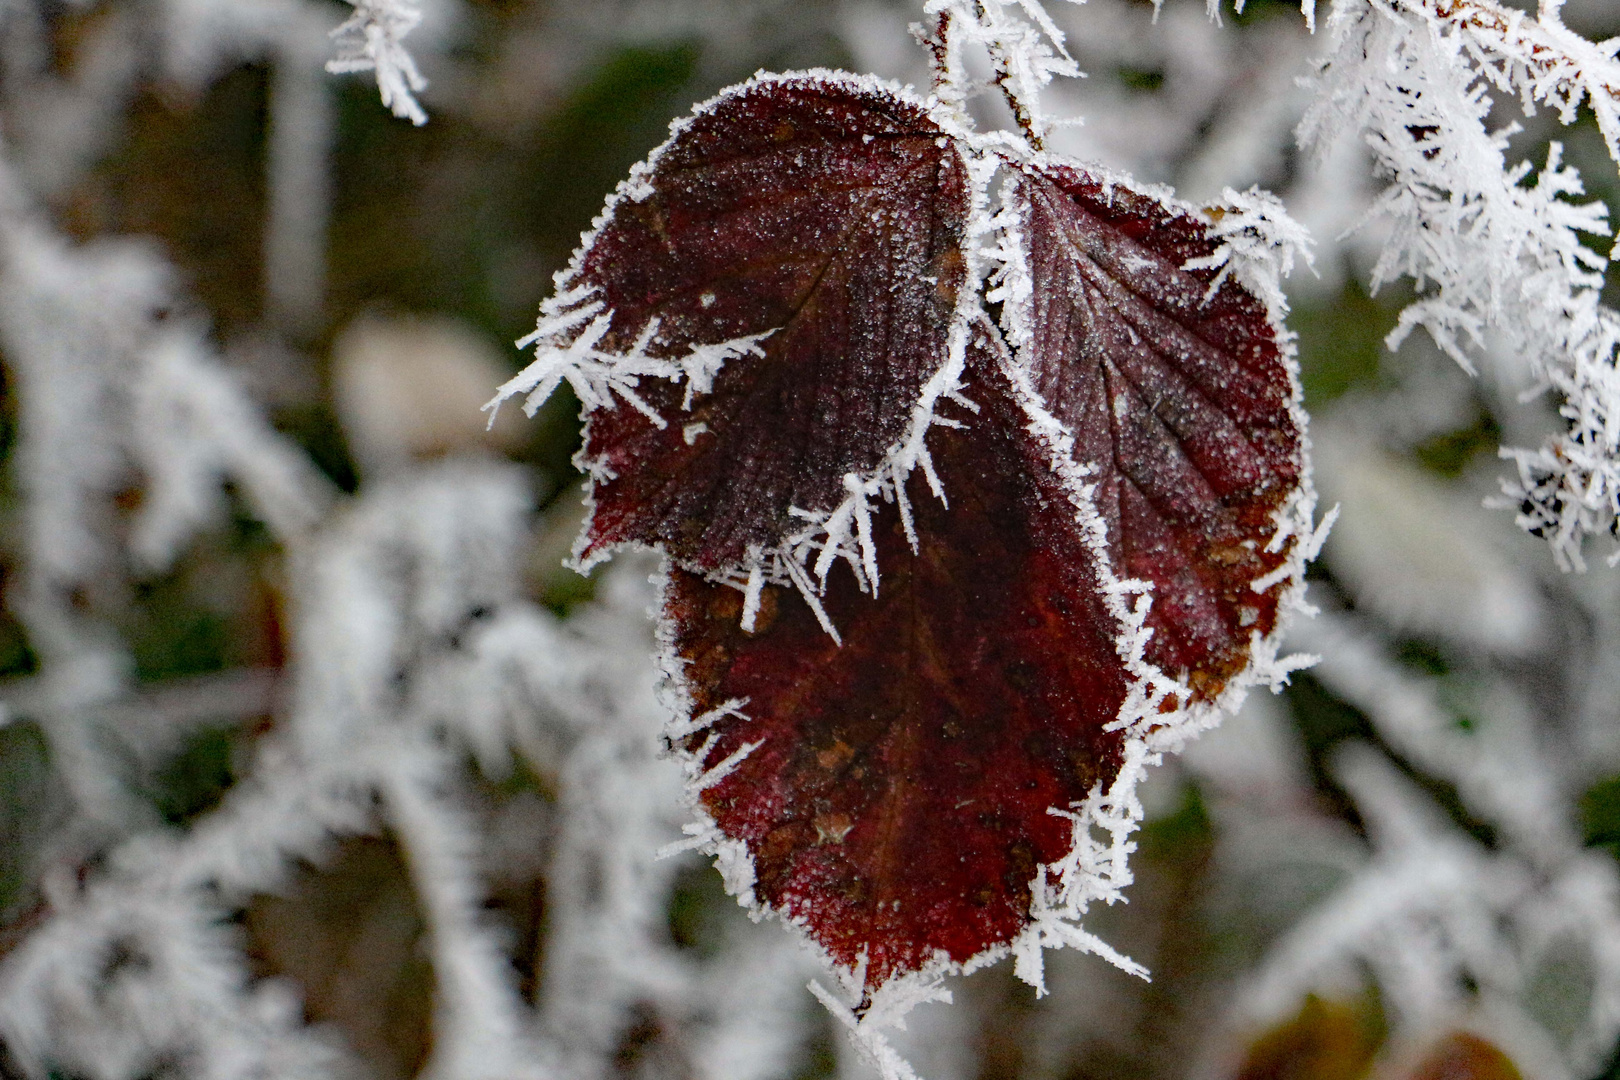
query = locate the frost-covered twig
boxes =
[1396,0,1620,166]
[1304,0,1620,568]
[921,0,1086,144]
[326,0,431,125]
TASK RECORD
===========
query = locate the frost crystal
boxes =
[326,0,430,126]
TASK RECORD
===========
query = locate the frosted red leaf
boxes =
[664,330,1134,991]
[655,158,1307,993]
[510,71,1311,999]
[1004,162,1303,700]
[571,74,971,572]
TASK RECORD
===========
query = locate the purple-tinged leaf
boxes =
[551,73,972,574]
[662,329,1134,993]
[1002,162,1305,700]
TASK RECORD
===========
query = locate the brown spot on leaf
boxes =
[814,812,854,844]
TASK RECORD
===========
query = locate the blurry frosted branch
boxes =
[1294,607,1572,863]
[0,0,344,334]
[0,5,143,199]
[0,158,331,760]
[1303,0,1620,569]
[522,560,817,1080]
[1220,579,1620,1076]
[0,463,546,1080]
[0,148,330,1078]
[1241,747,1620,1078]
[327,0,431,125]
[0,885,350,1080]
[132,326,332,568]
[265,57,334,331]
[0,668,278,730]
[280,463,558,1080]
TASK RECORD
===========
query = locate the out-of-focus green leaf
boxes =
[1291,283,1397,409]
[1412,410,1502,479]
[0,720,62,922]
[145,724,238,826]
[520,43,702,268]
[1580,776,1620,862]
[665,859,729,960]
[0,607,38,679]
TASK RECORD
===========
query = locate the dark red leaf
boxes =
[1004,162,1304,700]
[568,74,971,572]
[654,159,1308,994]
[509,71,1312,998]
[664,331,1133,992]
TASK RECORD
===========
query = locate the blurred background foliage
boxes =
[3,0,1620,1078]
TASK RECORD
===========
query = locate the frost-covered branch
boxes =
[921,0,1085,143]
[1304,0,1620,568]
[326,0,431,125]
[1395,0,1620,166]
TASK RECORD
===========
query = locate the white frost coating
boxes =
[991,317,1326,996]
[1183,185,1316,312]
[1302,0,1620,569]
[1389,0,1620,165]
[740,557,766,631]
[809,978,937,1080]
[326,0,431,125]
[691,737,765,793]
[665,696,751,742]
[496,296,775,429]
